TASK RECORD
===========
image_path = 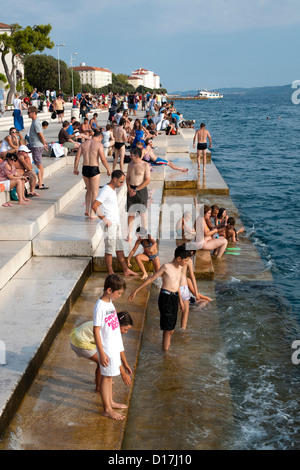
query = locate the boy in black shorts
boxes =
[128,244,194,351]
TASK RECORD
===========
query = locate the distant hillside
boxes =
[171,84,292,96]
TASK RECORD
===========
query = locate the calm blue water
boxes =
[172,93,300,449]
[178,92,300,322]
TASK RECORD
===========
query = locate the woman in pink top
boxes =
[0,154,32,205]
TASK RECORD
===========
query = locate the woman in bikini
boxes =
[194,205,228,258]
[139,139,188,172]
[127,226,160,279]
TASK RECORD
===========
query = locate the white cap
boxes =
[18,145,31,152]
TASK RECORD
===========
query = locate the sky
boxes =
[2,0,300,92]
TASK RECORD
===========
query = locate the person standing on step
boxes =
[193,122,212,173]
[125,146,151,242]
[91,170,138,277]
[27,106,49,190]
[74,130,110,219]
[112,118,127,173]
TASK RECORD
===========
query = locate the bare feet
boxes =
[124,268,138,276]
[102,410,125,421]
[111,401,128,409]
[140,273,148,280]
[18,201,31,205]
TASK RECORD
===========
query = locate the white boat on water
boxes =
[197,90,223,99]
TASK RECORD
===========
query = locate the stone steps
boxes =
[0,256,92,437]
[0,110,218,438]
[32,174,127,257]
[0,163,85,241]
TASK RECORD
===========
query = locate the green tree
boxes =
[24,54,70,94]
[0,23,54,103]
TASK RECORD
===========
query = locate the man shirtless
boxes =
[193,123,212,172]
[74,130,110,218]
[125,147,151,241]
[128,244,194,351]
[112,117,127,172]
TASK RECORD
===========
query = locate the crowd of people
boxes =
[0,88,245,422]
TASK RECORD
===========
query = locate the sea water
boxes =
[178,91,300,322]
[123,91,300,450]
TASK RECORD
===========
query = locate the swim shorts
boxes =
[158,289,179,331]
[153,157,168,165]
[197,143,207,150]
[180,285,190,302]
[114,142,125,150]
[82,166,100,178]
[126,186,148,214]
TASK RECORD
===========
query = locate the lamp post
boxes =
[56,43,66,91]
[70,52,78,98]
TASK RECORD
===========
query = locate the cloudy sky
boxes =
[2,0,300,91]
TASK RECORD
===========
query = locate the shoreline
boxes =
[0,101,299,450]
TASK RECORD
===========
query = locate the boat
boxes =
[197,90,223,99]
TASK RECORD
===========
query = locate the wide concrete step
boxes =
[0,109,72,132]
[0,256,92,437]
[0,241,32,290]
[166,134,189,153]
[0,164,84,240]
[164,154,198,189]
[0,273,150,449]
[33,175,127,257]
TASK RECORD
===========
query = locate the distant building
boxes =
[0,22,24,99]
[127,76,143,89]
[128,68,160,90]
[74,63,112,89]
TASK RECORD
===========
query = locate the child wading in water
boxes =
[225,217,245,242]
[70,311,133,395]
[128,244,193,351]
[127,226,160,279]
[179,257,212,329]
[93,274,133,421]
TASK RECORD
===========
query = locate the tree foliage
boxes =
[0,23,54,102]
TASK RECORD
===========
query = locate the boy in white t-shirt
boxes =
[93,274,130,421]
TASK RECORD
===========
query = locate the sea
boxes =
[123,91,300,450]
[177,91,300,323]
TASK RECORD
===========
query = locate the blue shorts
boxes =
[152,157,168,165]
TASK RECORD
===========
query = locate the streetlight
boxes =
[70,52,78,98]
[56,43,66,91]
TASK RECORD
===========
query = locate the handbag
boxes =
[51,111,57,119]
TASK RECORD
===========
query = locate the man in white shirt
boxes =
[91,170,137,277]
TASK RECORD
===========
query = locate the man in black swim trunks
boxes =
[193,122,212,172]
[112,117,127,172]
[74,130,110,218]
[125,147,151,241]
